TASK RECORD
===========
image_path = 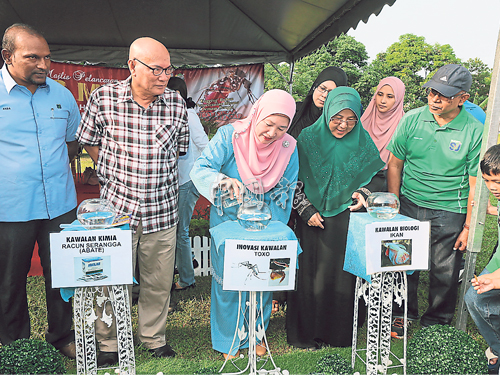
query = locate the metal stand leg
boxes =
[219,291,287,375]
[74,285,135,375]
[352,272,407,375]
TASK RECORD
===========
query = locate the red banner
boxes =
[175,64,264,128]
[48,62,130,113]
[48,62,264,128]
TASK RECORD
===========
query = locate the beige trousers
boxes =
[96,222,176,351]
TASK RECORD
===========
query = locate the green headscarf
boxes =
[297,87,384,217]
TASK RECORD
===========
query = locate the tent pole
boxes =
[456,27,500,331]
[268,62,294,94]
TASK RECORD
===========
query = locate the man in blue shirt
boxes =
[0,23,80,358]
[463,100,486,125]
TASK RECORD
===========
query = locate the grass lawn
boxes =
[22,178,499,374]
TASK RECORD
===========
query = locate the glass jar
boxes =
[366,192,400,220]
[236,178,272,231]
[77,198,117,229]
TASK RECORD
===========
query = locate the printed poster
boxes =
[176,64,264,127]
[50,229,133,288]
[223,239,297,291]
[365,220,430,274]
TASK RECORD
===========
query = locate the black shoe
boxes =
[148,343,176,358]
[97,351,118,367]
[193,258,199,269]
[59,341,76,359]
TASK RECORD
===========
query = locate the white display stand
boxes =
[352,271,407,375]
[220,291,285,375]
[52,222,135,375]
[74,285,135,375]
[211,221,299,375]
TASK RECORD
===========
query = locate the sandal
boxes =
[486,347,499,374]
[223,350,240,360]
[171,282,195,291]
[256,342,267,356]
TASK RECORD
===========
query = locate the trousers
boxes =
[465,269,500,357]
[96,222,176,351]
[175,180,199,287]
[0,208,76,348]
[393,195,465,325]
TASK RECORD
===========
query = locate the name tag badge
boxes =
[449,140,462,152]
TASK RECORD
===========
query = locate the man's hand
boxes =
[453,228,468,252]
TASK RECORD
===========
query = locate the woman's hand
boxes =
[349,192,366,211]
[307,212,324,229]
[219,178,244,203]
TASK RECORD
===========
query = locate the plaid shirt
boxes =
[76,77,189,234]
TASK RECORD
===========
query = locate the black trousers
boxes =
[393,196,465,326]
[0,208,76,348]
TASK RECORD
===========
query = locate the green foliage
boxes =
[315,353,354,375]
[0,338,66,374]
[366,34,461,111]
[265,34,369,101]
[264,33,492,112]
[407,325,487,375]
[464,57,492,105]
[189,218,210,238]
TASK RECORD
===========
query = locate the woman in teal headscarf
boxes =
[286,87,384,348]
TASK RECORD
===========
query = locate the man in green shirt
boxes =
[387,64,483,338]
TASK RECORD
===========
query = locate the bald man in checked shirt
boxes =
[77,37,189,365]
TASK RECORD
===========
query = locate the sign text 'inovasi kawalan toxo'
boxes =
[223,239,297,292]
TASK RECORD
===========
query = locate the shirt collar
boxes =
[117,76,168,107]
[1,64,49,94]
[422,105,466,131]
[117,76,134,103]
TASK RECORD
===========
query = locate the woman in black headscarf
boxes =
[287,67,348,139]
[272,67,348,314]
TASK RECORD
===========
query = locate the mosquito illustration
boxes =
[238,261,266,284]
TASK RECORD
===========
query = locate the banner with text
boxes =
[50,229,133,288]
[223,239,297,292]
[49,62,130,113]
[49,62,264,126]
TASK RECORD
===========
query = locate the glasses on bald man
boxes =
[134,58,174,77]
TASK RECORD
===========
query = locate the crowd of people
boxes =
[1,21,497,371]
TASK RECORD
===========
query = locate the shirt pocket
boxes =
[155,122,177,152]
[40,108,69,140]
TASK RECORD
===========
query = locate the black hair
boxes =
[167,76,195,108]
[2,23,44,53]
[480,144,500,176]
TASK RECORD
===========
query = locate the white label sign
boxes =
[50,229,133,288]
[365,220,430,274]
[223,239,297,291]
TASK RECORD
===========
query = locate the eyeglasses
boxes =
[316,85,333,95]
[426,88,464,102]
[134,58,174,76]
[330,116,357,127]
